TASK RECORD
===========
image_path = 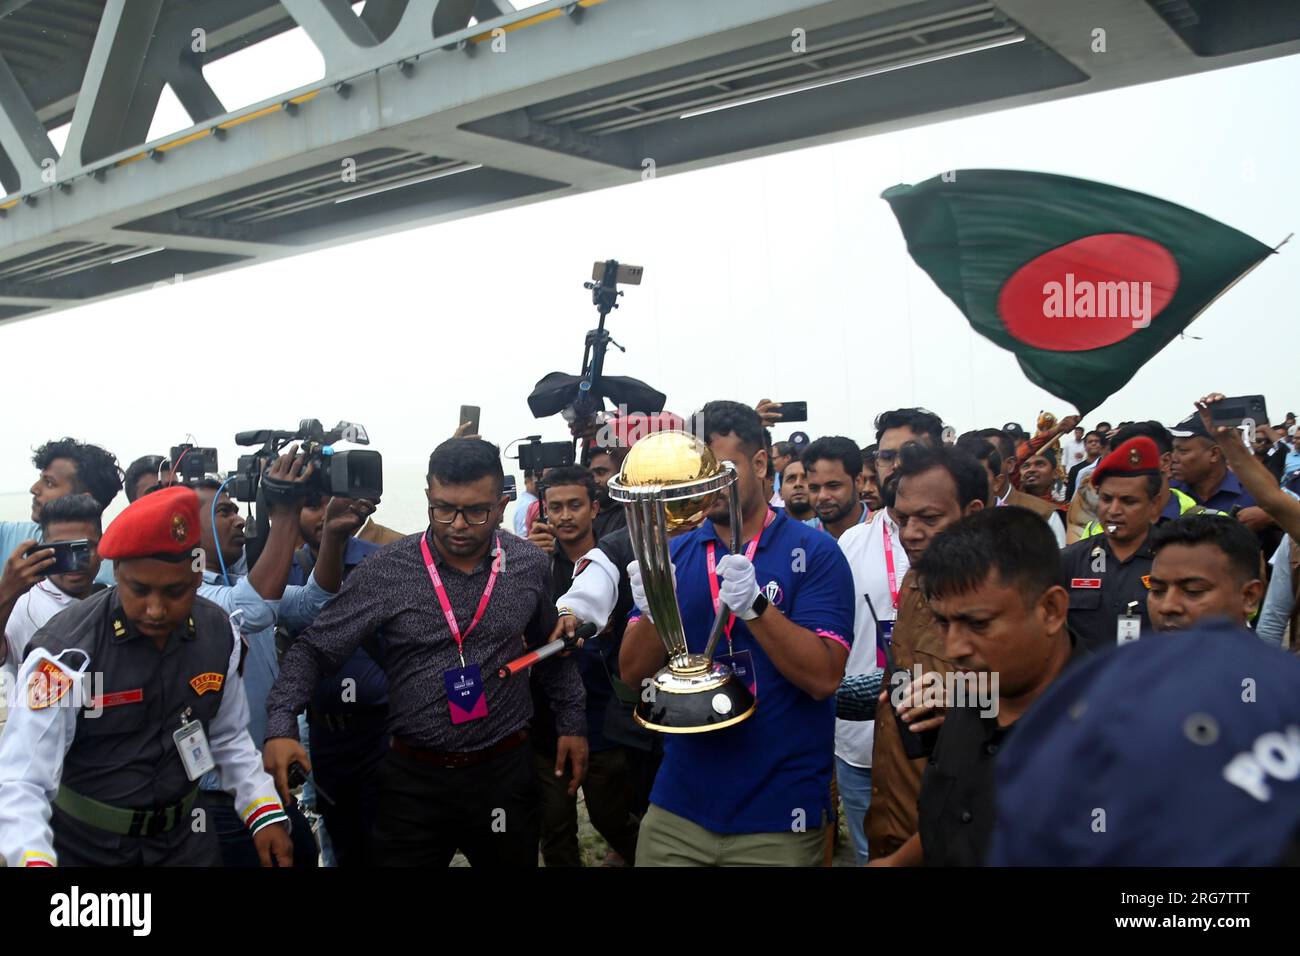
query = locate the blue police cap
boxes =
[988,620,1300,866]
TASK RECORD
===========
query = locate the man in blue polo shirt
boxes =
[1170,413,1259,515]
[620,401,854,867]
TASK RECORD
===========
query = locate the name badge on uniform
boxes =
[174,714,215,781]
[444,664,488,724]
[717,649,757,699]
[1116,614,1141,646]
[1071,578,1102,589]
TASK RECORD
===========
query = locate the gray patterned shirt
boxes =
[265,531,584,751]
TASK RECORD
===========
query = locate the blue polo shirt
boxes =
[1171,473,1256,513]
[631,508,854,834]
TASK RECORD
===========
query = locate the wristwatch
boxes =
[739,591,769,622]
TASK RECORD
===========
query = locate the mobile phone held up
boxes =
[776,401,808,423]
[25,539,93,575]
[458,405,481,437]
[1207,395,1268,430]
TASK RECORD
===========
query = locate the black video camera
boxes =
[231,419,383,504]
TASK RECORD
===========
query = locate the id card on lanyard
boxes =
[708,509,775,698]
[876,519,902,669]
[421,533,500,725]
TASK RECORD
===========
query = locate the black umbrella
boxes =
[527,371,666,420]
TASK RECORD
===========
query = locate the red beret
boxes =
[1091,436,1161,488]
[99,485,201,560]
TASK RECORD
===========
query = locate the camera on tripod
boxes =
[231,419,383,504]
[526,259,665,466]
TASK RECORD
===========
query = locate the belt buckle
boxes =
[140,810,163,838]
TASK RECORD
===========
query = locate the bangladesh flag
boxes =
[881,170,1277,414]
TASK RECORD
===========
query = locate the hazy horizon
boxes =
[1,34,1296,534]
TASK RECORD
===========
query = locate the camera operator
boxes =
[189,448,368,867]
[0,437,121,588]
[526,465,642,866]
[264,438,587,867]
[284,492,385,867]
[1,495,105,687]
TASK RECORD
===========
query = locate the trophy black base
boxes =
[634,664,757,734]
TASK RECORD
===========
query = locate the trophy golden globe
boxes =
[608,430,757,733]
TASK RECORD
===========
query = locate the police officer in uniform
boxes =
[1058,437,1165,655]
[0,486,293,867]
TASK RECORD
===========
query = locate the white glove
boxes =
[716,554,760,620]
[628,560,675,623]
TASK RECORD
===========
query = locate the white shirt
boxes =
[3,580,80,685]
[1061,437,1087,469]
[835,510,909,768]
[997,487,1068,549]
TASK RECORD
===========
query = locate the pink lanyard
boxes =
[706,509,775,648]
[420,533,501,667]
[881,518,900,611]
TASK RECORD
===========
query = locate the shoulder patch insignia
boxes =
[28,659,73,709]
[573,557,591,577]
[1142,574,1151,589]
[190,672,224,695]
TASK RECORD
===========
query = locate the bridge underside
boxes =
[0,0,1296,323]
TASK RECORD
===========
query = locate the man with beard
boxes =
[804,437,869,538]
[873,409,944,498]
[860,449,884,514]
[620,401,854,867]
[778,459,816,523]
[0,438,121,588]
[586,446,628,538]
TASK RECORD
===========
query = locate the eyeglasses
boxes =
[430,504,494,526]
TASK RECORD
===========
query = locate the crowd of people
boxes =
[0,389,1298,868]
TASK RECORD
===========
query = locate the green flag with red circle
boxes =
[882,170,1276,414]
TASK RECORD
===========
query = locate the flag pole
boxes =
[1181,233,1290,334]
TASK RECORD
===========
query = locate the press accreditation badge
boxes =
[717,649,757,698]
[444,664,488,724]
[876,620,895,669]
[174,720,215,780]
[1116,615,1141,646]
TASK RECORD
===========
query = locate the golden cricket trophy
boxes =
[608,430,758,733]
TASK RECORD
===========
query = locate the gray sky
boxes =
[1,29,1296,532]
